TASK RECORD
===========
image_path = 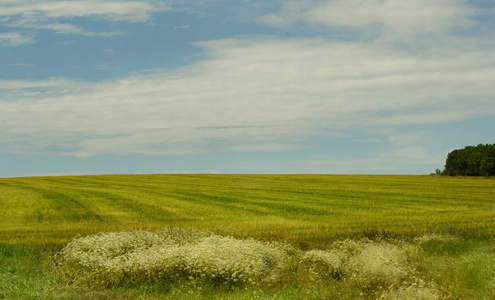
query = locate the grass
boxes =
[1,174,495,299]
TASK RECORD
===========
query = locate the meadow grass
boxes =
[1,174,495,299]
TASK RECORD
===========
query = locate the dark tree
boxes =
[442,143,495,176]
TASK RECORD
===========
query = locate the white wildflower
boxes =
[59,228,292,285]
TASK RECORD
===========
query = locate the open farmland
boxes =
[1,174,495,246]
[2,174,495,299]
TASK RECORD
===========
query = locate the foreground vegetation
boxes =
[1,174,495,299]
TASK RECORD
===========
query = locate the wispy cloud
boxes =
[54,40,74,46]
[175,24,190,30]
[258,0,475,42]
[1,34,494,157]
[0,0,169,44]
[0,31,35,46]
[0,0,169,22]
[103,48,115,54]
[388,133,424,147]
[291,146,445,174]
[8,21,126,37]
[9,63,35,67]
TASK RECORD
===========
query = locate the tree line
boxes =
[442,143,495,176]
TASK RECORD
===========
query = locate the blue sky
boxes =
[1,0,494,177]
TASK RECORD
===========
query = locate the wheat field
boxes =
[2,174,495,247]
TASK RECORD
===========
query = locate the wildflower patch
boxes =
[59,229,446,297]
[59,228,293,286]
[300,238,440,298]
[301,239,416,285]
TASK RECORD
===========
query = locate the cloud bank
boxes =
[1,34,494,157]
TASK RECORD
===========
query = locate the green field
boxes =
[2,174,495,299]
[2,174,495,246]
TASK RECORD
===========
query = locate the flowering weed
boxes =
[60,230,458,297]
[59,228,293,287]
[380,279,441,300]
[300,238,441,298]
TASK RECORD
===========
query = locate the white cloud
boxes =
[0,36,494,157]
[54,40,74,46]
[7,21,126,37]
[259,0,475,42]
[0,0,169,22]
[287,141,448,174]
[0,31,35,46]
[0,0,168,42]
[175,24,190,30]
[292,145,444,174]
[94,64,114,70]
[388,133,424,147]
[0,78,77,90]
[382,145,439,164]
[257,13,286,27]
[9,63,35,67]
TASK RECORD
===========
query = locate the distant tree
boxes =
[442,143,495,176]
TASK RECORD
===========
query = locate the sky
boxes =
[1,0,494,177]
